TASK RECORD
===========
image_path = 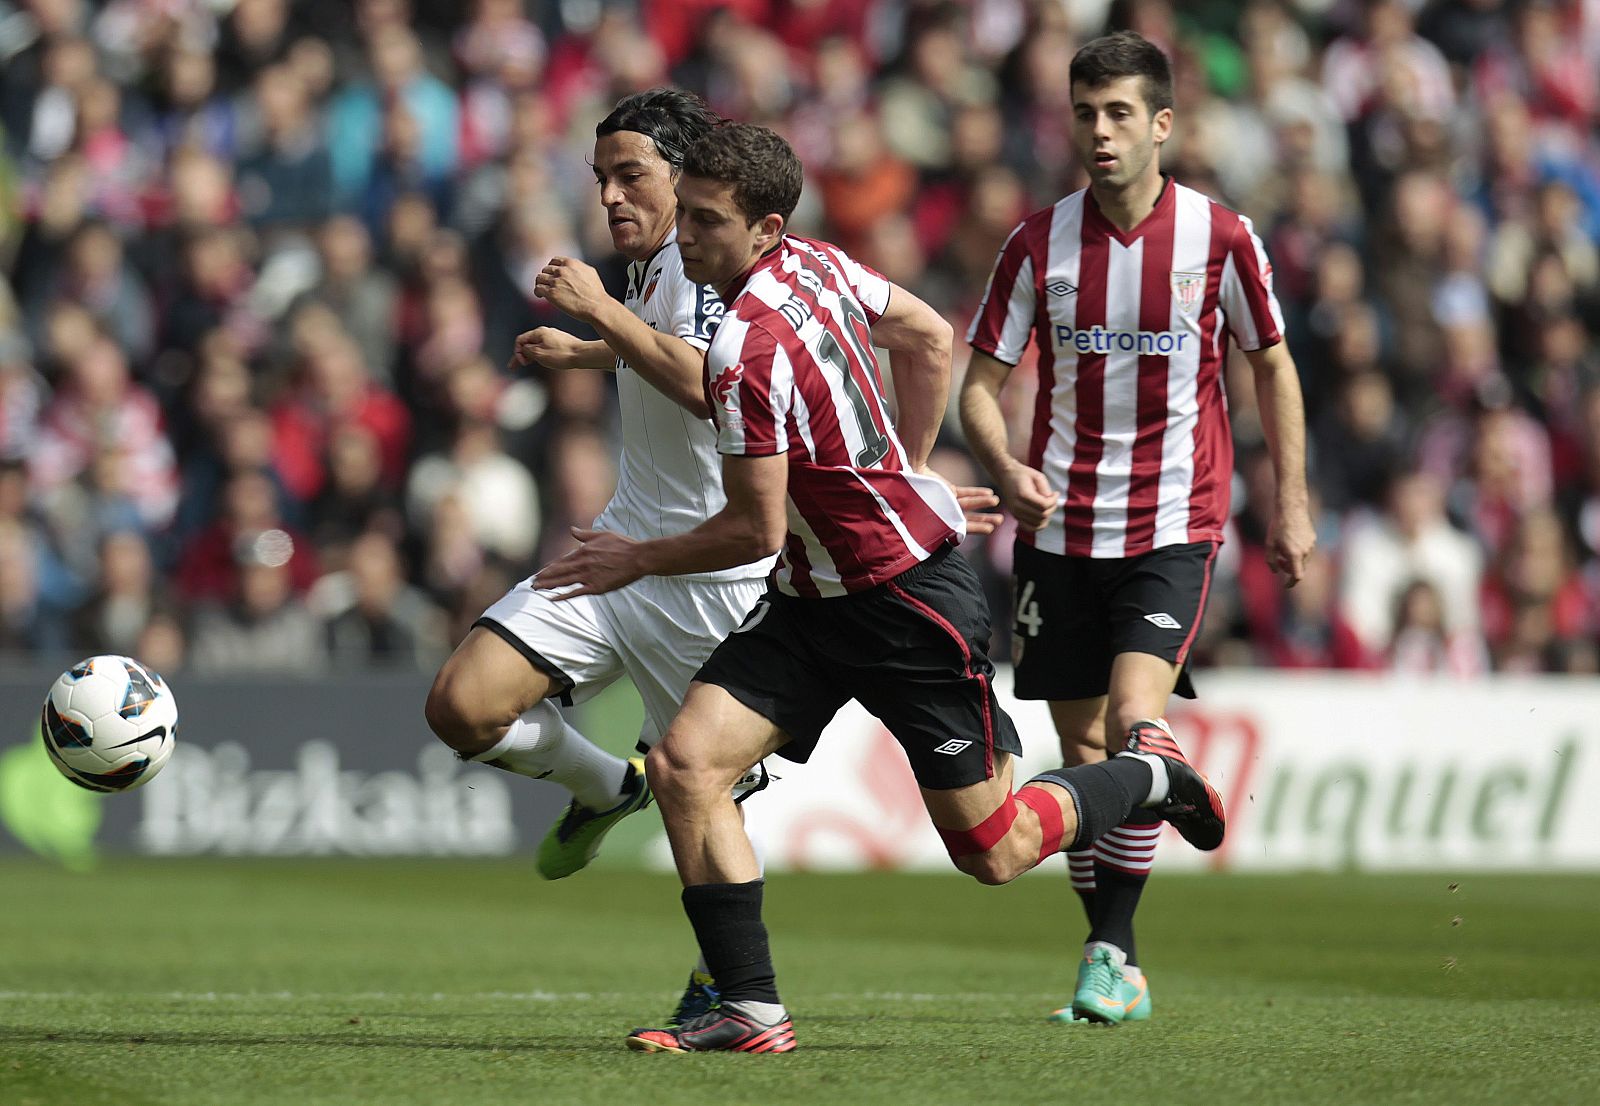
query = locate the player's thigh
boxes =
[604,575,768,749]
[1011,541,1115,702]
[473,580,628,704]
[918,750,1018,831]
[852,549,1025,791]
[651,680,793,795]
[1049,696,1109,765]
[691,589,851,769]
[1104,540,1219,727]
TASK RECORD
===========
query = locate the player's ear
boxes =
[1152,106,1173,145]
[755,213,785,250]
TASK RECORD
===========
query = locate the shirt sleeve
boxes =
[965,221,1037,366]
[705,317,790,457]
[1218,214,1285,352]
[814,239,891,322]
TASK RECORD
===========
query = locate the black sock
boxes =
[1032,758,1151,851]
[1087,808,1162,966]
[681,880,781,1006]
[1067,850,1097,926]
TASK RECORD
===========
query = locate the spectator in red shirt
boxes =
[270,328,411,503]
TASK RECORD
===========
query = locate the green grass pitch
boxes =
[1,860,1597,1105]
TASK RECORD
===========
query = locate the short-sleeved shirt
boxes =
[591,230,773,583]
[705,235,965,597]
[967,178,1285,559]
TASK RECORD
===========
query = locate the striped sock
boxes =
[1088,810,1163,968]
[1066,850,1097,925]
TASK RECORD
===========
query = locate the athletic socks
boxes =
[1066,849,1097,924]
[470,700,629,810]
[1119,751,1170,805]
[1027,757,1154,852]
[681,880,782,1009]
[1088,808,1163,967]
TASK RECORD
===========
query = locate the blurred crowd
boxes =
[0,0,1597,678]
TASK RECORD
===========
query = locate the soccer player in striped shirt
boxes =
[538,123,1229,1053]
[960,31,1316,1025]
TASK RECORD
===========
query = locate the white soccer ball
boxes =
[40,655,178,793]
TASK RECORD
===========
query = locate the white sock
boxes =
[725,999,787,1025]
[1119,752,1170,806]
[1084,940,1128,967]
[472,700,629,809]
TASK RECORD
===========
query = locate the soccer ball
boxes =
[40,655,178,793]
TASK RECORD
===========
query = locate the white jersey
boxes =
[591,231,774,583]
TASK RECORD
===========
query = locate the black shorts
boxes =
[693,545,1023,790]
[1010,540,1218,702]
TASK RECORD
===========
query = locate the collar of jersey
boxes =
[724,237,790,302]
[1084,174,1175,246]
[625,226,678,291]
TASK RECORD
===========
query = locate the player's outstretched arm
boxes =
[534,453,788,598]
[958,349,1059,531]
[1244,341,1316,586]
[869,283,953,470]
[536,256,713,418]
[510,328,615,371]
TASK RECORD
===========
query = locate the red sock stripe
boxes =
[1016,785,1066,865]
[937,793,1019,857]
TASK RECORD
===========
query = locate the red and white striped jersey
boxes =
[706,235,966,597]
[967,178,1284,559]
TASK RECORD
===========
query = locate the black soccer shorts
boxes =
[1010,539,1219,702]
[693,544,1023,790]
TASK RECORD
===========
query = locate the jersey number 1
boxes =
[816,298,891,467]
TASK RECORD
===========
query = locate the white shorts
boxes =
[476,573,768,748]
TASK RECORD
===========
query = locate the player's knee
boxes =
[646,737,726,806]
[643,740,693,802]
[952,847,1025,886]
[424,670,491,755]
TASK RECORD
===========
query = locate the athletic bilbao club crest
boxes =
[1171,271,1205,314]
[711,362,744,413]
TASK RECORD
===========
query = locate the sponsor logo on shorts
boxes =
[933,739,973,755]
[1144,612,1182,630]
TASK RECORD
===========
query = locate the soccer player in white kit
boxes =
[423,90,770,1025]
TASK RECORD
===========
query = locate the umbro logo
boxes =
[933,739,973,756]
[1144,612,1182,630]
[1045,279,1077,297]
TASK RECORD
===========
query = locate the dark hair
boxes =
[1069,31,1174,116]
[595,88,721,169]
[681,123,803,225]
